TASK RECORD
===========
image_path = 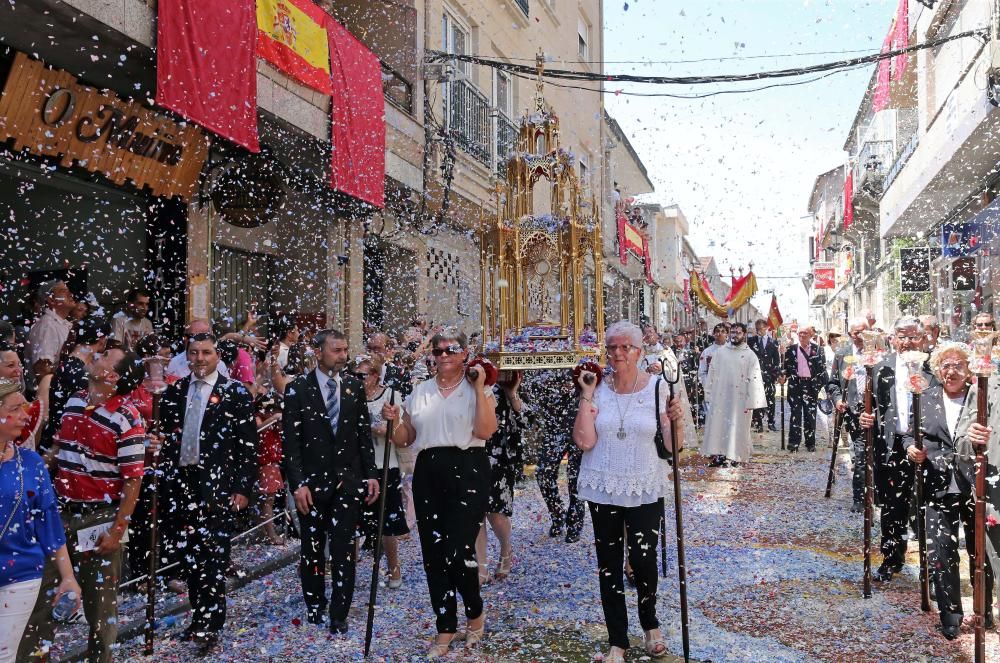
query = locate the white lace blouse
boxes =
[577,378,672,507]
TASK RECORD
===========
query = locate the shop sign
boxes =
[0,52,210,200]
[813,262,835,290]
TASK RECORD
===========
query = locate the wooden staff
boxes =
[912,391,930,612]
[974,374,988,663]
[863,365,874,599]
[144,392,162,655]
[780,381,786,451]
[824,409,842,498]
[364,389,397,658]
[664,375,691,663]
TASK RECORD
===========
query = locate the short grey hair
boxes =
[929,342,971,378]
[606,320,643,346]
[893,315,921,331]
[919,314,940,329]
[429,328,468,349]
[848,317,869,330]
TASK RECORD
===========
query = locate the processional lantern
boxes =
[480,52,605,370]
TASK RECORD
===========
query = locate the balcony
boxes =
[851,140,894,198]
[448,78,491,165]
[495,110,518,176]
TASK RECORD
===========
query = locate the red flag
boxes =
[767,295,783,331]
[156,0,260,152]
[844,172,854,229]
[326,17,385,208]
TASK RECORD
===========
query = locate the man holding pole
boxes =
[282,329,379,635]
[859,316,936,583]
[829,318,870,512]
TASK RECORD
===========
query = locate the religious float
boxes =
[479,56,605,370]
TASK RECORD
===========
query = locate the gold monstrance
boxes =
[479,53,605,370]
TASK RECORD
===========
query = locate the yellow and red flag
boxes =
[689,270,728,318]
[257,0,332,95]
[767,295,783,331]
[724,270,758,311]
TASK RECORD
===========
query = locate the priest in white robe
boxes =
[701,322,767,465]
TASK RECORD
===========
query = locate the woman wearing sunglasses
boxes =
[382,329,497,658]
[573,320,685,663]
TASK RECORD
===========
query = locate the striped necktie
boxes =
[326,377,340,437]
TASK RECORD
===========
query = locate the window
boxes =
[578,17,590,60]
[494,70,512,117]
[579,156,589,187]
[442,12,470,74]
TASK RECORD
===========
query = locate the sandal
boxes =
[464,613,486,649]
[494,554,513,581]
[427,634,455,659]
[598,647,626,662]
[478,561,492,587]
[644,630,668,659]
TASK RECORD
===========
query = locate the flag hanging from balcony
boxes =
[724,270,758,312]
[326,16,385,208]
[689,270,728,318]
[872,0,908,113]
[767,295,783,331]
[844,172,854,229]
[256,0,333,95]
[156,0,260,152]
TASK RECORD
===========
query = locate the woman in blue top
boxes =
[0,379,80,663]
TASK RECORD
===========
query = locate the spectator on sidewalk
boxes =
[19,347,146,663]
[25,280,75,381]
[0,343,49,451]
[0,380,81,663]
[110,289,153,352]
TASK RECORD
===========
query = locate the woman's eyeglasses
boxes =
[605,344,638,354]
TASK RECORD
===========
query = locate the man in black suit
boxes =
[859,315,937,582]
[779,325,828,452]
[828,317,870,512]
[159,333,258,655]
[749,318,780,432]
[282,329,379,634]
[905,354,994,639]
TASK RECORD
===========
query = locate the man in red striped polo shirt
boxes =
[18,347,146,663]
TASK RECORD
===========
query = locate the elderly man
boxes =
[920,314,941,353]
[863,309,878,331]
[780,326,828,452]
[828,317,869,512]
[972,311,996,334]
[859,316,937,582]
[25,280,76,379]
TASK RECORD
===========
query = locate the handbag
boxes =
[653,378,672,461]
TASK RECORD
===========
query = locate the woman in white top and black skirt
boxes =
[383,329,498,658]
[574,320,684,663]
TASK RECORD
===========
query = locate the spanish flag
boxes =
[767,295,783,331]
[257,0,333,95]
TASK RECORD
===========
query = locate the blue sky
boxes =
[602,0,899,323]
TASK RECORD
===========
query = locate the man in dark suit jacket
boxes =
[904,374,994,638]
[779,326,828,452]
[282,329,379,634]
[828,318,870,512]
[159,333,258,654]
[859,316,937,582]
[749,319,781,432]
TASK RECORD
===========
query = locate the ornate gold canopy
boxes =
[479,53,605,370]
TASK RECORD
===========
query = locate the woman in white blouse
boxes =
[573,320,684,663]
[383,330,497,658]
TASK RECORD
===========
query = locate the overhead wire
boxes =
[426,27,988,86]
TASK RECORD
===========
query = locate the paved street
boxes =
[53,413,999,662]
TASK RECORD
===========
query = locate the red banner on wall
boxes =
[327,17,385,208]
[156,0,260,152]
[844,172,854,229]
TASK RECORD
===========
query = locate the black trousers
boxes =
[843,410,866,503]
[752,378,776,428]
[412,446,490,634]
[926,491,995,625]
[165,468,234,635]
[787,377,818,450]
[298,482,365,622]
[588,500,661,650]
[536,432,585,534]
[876,445,913,566]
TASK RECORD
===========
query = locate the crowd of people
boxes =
[5,275,1000,660]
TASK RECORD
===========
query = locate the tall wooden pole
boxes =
[974,374,988,663]
[912,392,930,612]
[144,392,162,655]
[863,365,874,599]
[666,379,690,663]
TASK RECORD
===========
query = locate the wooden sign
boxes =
[0,52,210,200]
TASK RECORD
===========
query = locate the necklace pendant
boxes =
[617,427,627,440]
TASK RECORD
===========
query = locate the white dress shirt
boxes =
[166,351,229,380]
[315,367,342,409]
[26,308,72,367]
[894,355,912,434]
[181,370,219,465]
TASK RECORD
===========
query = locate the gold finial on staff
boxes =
[535,49,546,112]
